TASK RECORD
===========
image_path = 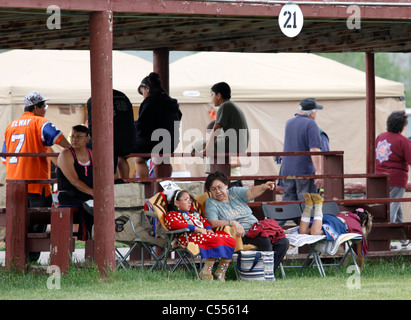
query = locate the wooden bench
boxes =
[369,222,411,243]
[1,179,93,272]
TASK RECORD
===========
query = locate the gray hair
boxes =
[298,106,317,116]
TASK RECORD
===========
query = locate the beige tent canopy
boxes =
[170,52,403,102]
[169,52,406,178]
[0,49,151,105]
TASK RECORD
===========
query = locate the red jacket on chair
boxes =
[246,219,286,243]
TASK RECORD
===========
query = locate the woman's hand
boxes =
[247,180,276,201]
[264,181,276,191]
[230,220,245,237]
[194,227,207,234]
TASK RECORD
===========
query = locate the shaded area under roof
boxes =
[0,1,411,53]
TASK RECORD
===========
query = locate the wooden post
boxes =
[5,180,28,271]
[367,175,390,251]
[323,154,344,200]
[153,48,170,94]
[89,10,115,274]
[210,154,231,182]
[50,207,74,272]
[153,48,172,194]
[365,52,376,175]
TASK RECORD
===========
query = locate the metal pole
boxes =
[89,10,115,274]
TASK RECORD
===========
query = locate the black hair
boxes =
[352,208,373,234]
[211,82,231,100]
[72,124,90,136]
[24,101,44,113]
[205,171,229,192]
[386,110,408,133]
[139,72,165,97]
[168,189,190,211]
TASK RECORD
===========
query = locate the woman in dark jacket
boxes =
[134,72,182,177]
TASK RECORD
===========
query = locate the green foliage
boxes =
[318,52,411,107]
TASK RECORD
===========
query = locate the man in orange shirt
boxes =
[2,91,70,261]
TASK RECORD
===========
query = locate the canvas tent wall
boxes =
[169,52,406,181]
[0,49,153,205]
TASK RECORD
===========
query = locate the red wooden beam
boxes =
[50,207,74,272]
[153,48,170,94]
[89,10,115,275]
[1,1,411,20]
[5,180,28,271]
[365,52,376,175]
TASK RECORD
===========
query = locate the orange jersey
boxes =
[2,112,64,196]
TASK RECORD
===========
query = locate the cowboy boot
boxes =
[199,258,215,280]
[214,258,231,282]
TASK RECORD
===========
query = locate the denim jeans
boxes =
[389,186,405,223]
[282,178,317,201]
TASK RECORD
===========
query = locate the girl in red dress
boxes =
[165,189,236,281]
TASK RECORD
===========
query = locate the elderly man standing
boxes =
[2,91,70,261]
[281,98,324,201]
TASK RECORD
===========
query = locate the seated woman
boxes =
[204,171,289,273]
[165,189,236,281]
[300,193,373,268]
[56,125,93,240]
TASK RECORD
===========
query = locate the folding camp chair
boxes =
[148,192,202,278]
[115,213,167,270]
[299,200,363,274]
[194,192,256,252]
[193,191,260,280]
[194,191,260,280]
[262,203,364,277]
[113,183,167,270]
[261,203,303,277]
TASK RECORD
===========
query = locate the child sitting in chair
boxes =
[300,193,373,269]
[165,189,236,281]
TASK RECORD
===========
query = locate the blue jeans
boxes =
[390,186,405,223]
[282,178,317,201]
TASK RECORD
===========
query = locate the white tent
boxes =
[0,49,151,106]
[169,52,406,179]
[170,52,403,103]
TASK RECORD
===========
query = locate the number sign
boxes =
[278,4,304,38]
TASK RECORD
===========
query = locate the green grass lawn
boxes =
[0,255,409,301]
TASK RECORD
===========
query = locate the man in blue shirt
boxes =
[281,98,324,201]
